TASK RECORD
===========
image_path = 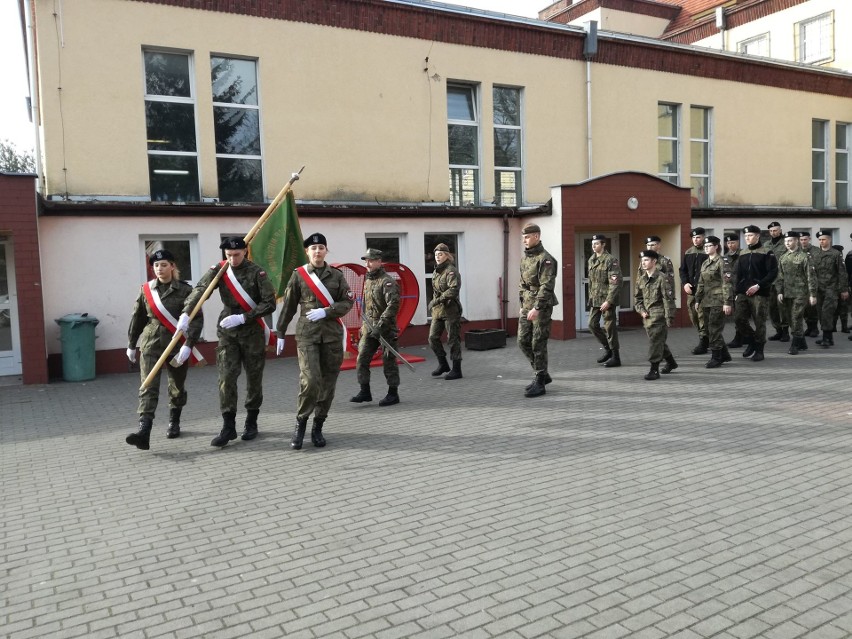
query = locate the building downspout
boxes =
[23,0,43,195]
[502,212,509,332]
[583,21,598,180]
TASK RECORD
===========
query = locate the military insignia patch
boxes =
[544,260,552,265]
[610,274,619,282]
[347,291,355,300]
[385,281,394,287]
[724,273,732,281]
[259,271,267,277]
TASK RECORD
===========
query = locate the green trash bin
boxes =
[56,313,100,382]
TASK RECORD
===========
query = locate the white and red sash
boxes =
[296,265,356,354]
[220,262,276,347]
[142,280,205,365]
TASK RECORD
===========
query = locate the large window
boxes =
[144,50,200,202]
[837,123,850,209]
[365,235,402,264]
[657,103,680,185]
[447,84,479,206]
[211,56,263,202]
[690,107,711,207]
[737,34,769,57]
[493,86,522,206]
[795,12,834,65]
[424,234,460,312]
[812,119,828,209]
[142,237,198,284]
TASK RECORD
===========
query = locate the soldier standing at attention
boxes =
[177,237,276,447]
[764,221,789,342]
[587,234,623,367]
[350,248,402,407]
[694,236,734,368]
[634,250,677,380]
[428,243,464,380]
[518,223,559,398]
[775,231,816,355]
[276,233,354,450]
[812,230,850,348]
[733,225,778,362]
[679,227,709,355]
[126,249,203,450]
[799,231,820,337]
[724,233,744,348]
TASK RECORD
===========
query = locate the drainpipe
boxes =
[24,0,44,194]
[502,213,509,332]
[583,21,598,180]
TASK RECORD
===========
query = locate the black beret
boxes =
[705,236,721,246]
[743,225,761,234]
[219,237,247,250]
[149,249,175,265]
[591,234,607,242]
[723,234,738,242]
[521,223,540,235]
[646,235,661,243]
[833,245,844,252]
[691,227,706,237]
[816,230,831,238]
[303,232,328,248]
[768,221,781,229]
[799,230,811,238]
[640,249,659,259]
[784,231,800,239]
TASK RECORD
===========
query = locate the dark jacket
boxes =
[733,243,778,296]
[679,245,708,289]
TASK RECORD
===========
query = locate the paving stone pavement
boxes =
[3,325,852,639]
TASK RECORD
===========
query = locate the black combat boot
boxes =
[842,318,849,333]
[768,329,783,341]
[604,350,621,368]
[705,350,723,369]
[444,360,463,380]
[727,331,743,348]
[788,338,799,355]
[806,322,819,337]
[720,346,732,363]
[166,408,181,439]
[241,409,259,440]
[742,337,756,358]
[779,327,790,342]
[524,372,547,397]
[431,357,450,377]
[691,336,709,355]
[350,384,372,403]
[799,336,809,351]
[751,343,765,362]
[816,331,833,348]
[211,412,237,447]
[379,387,400,406]
[291,417,308,450]
[660,355,678,374]
[311,417,326,448]
[644,362,660,381]
[525,372,552,391]
[126,416,153,450]
[596,349,613,364]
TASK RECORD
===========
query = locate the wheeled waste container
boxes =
[55,313,99,381]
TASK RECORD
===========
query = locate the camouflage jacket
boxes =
[431,261,462,320]
[775,249,816,299]
[637,254,674,286]
[587,251,622,308]
[695,255,734,308]
[519,243,559,311]
[811,248,849,294]
[277,263,354,343]
[128,279,201,352]
[362,267,400,335]
[763,237,787,265]
[184,259,276,326]
[634,270,675,323]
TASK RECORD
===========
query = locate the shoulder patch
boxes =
[610,274,619,282]
[544,260,552,265]
[347,290,355,300]
[209,264,218,270]
[258,270,267,278]
[384,281,394,287]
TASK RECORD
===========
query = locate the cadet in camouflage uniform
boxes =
[724,233,744,348]
[638,236,675,285]
[428,243,464,380]
[799,231,820,336]
[775,231,816,355]
[733,225,778,362]
[277,232,354,450]
[846,237,852,340]
[812,230,850,348]
[518,223,559,398]
[832,244,848,333]
[350,248,402,407]
[178,237,276,447]
[694,236,734,368]
[587,234,623,367]
[679,227,709,354]
[634,250,677,380]
[764,221,789,342]
[125,248,202,450]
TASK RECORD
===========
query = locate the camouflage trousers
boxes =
[685,293,706,337]
[804,295,819,328]
[734,293,769,344]
[296,339,344,420]
[782,297,808,337]
[642,309,672,364]
[701,306,726,351]
[589,305,619,350]
[429,317,462,361]
[817,290,839,330]
[216,326,267,414]
[518,307,552,374]
[356,332,400,388]
[137,348,188,418]
[768,285,786,331]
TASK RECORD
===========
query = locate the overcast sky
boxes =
[0,1,544,154]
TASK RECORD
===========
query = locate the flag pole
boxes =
[140,167,305,390]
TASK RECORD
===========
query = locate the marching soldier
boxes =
[694,236,733,368]
[639,236,675,285]
[775,231,816,355]
[812,230,850,348]
[177,237,276,447]
[764,221,789,342]
[679,227,709,354]
[733,225,778,362]
[428,243,464,380]
[518,223,559,398]
[799,231,820,337]
[587,234,623,367]
[634,250,677,380]
[724,233,744,348]
[832,244,848,334]
[125,248,203,450]
[351,248,402,406]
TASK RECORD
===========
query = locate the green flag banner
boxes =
[248,191,307,297]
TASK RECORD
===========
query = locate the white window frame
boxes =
[493,85,523,207]
[690,106,712,208]
[737,33,770,57]
[658,103,681,185]
[139,235,201,286]
[447,83,481,206]
[837,123,850,209]
[812,119,829,209]
[365,233,408,266]
[795,12,834,65]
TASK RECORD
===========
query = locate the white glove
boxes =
[276,337,285,356]
[174,345,192,365]
[176,313,190,333]
[306,308,327,322]
[126,348,136,363]
[219,314,246,329]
